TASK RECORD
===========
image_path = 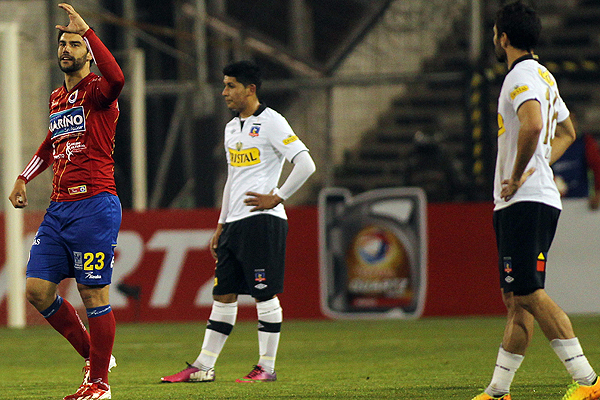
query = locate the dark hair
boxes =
[57,29,95,66]
[57,27,95,43]
[495,1,541,52]
[223,61,262,90]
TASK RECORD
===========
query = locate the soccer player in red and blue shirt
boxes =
[8,4,124,400]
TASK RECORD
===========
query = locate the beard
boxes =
[58,54,88,73]
[494,42,507,63]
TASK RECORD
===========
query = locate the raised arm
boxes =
[82,29,125,103]
[56,3,124,103]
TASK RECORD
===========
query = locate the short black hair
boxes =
[495,1,541,52]
[223,61,262,90]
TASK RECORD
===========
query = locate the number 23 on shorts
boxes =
[85,252,105,270]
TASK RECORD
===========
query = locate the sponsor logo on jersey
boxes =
[229,147,260,167]
[65,141,87,161]
[510,85,529,100]
[249,125,261,137]
[68,185,88,195]
[49,106,86,139]
[283,134,298,145]
[538,68,555,86]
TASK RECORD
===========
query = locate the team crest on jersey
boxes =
[255,269,266,282]
[254,269,267,290]
[68,90,79,104]
[249,125,261,137]
[49,106,86,139]
[283,134,298,145]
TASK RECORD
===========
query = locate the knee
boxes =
[26,287,52,310]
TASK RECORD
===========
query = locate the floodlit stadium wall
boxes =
[0,199,598,326]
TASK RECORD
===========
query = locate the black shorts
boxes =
[213,214,288,299]
[493,201,560,296]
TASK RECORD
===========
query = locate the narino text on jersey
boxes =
[49,106,86,139]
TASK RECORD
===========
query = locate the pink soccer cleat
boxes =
[161,362,215,383]
[235,365,277,383]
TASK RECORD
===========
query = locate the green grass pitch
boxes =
[1,315,599,399]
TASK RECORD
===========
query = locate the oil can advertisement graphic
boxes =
[319,187,427,319]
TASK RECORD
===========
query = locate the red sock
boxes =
[87,306,116,385]
[44,297,90,359]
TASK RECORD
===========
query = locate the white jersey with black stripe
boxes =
[222,104,309,223]
[493,56,569,211]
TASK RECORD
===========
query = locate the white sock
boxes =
[552,338,597,385]
[256,297,282,374]
[193,301,238,370]
[486,346,524,397]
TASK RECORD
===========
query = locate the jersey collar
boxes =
[236,103,267,119]
[62,72,95,93]
[253,103,267,116]
[509,53,536,71]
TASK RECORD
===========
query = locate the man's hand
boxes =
[244,190,283,212]
[209,224,223,260]
[55,3,90,36]
[501,167,536,201]
[8,178,28,208]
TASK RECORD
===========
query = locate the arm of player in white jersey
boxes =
[217,166,233,224]
[549,116,576,166]
[277,150,316,201]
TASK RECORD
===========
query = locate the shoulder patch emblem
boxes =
[283,135,298,145]
[510,85,529,100]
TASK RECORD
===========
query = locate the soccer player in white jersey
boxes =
[161,61,316,383]
[472,2,600,400]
